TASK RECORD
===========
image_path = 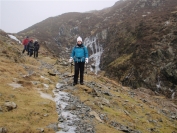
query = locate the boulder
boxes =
[4,101,17,111]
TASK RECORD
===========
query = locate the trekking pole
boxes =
[85,62,87,83]
[71,61,73,74]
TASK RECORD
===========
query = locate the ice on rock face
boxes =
[84,36,103,74]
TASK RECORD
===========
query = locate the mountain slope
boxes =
[17,0,177,99]
[1,30,177,133]
[0,32,177,133]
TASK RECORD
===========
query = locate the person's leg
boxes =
[22,45,25,53]
[34,50,36,58]
[36,50,38,58]
[27,48,29,55]
[25,45,28,52]
[29,49,32,57]
[74,62,79,85]
[31,49,34,55]
[80,62,85,84]
[30,49,33,57]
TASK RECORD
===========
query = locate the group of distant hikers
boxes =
[22,36,40,58]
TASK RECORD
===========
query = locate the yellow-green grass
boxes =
[66,72,177,133]
[0,46,58,132]
[108,53,133,67]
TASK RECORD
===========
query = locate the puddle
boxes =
[40,76,50,80]
[8,82,23,89]
[43,83,49,89]
[38,91,54,101]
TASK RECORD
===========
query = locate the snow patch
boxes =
[8,82,23,89]
[38,91,54,101]
[8,34,21,44]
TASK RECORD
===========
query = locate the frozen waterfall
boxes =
[84,36,103,74]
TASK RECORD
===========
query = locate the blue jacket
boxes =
[71,44,88,62]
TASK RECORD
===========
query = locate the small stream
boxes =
[55,90,79,133]
[37,61,95,132]
[53,83,95,133]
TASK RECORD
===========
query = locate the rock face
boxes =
[17,0,177,99]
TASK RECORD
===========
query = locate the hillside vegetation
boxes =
[1,30,177,133]
[16,0,177,100]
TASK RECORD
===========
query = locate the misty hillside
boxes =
[17,0,177,100]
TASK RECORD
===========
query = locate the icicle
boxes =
[172,92,175,100]
[84,36,103,74]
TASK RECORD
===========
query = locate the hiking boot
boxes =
[80,82,84,85]
[73,83,77,86]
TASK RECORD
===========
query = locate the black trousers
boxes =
[34,50,38,58]
[29,49,33,57]
[22,45,28,53]
[74,62,85,84]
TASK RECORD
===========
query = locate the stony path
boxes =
[40,60,95,133]
[40,59,177,133]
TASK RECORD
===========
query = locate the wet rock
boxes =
[56,83,63,89]
[4,101,17,111]
[62,127,69,132]
[103,91,112,96]
[47,123,58,131]
[31,81,40,85]
[43,114,48,117]
[162,108,169,114]
[64,104,77,110]
[89,111,103,123]
[36,128,44,132]
[58,115,65,122]
[0,127,7,133]
[110,121,120,128]
[99,114,108,122]
[119,125,129,132]
[48,71,56,76]
[171,115,177,119]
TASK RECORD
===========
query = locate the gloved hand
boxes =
[69,57,73,63]
[85,58,88,63]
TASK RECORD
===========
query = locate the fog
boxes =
[0,0,118,33]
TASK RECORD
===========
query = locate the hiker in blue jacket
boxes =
[69,36,89,86]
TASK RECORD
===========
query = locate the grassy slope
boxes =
[0,33,177,133]
[69,73,177,133]
[0,35,58,132]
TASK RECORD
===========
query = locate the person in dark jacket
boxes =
[22,36,29,54]
[69,36,89,86]
[34,40,40,58]
[27,39,34,57]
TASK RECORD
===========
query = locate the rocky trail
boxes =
[37,58,177,133]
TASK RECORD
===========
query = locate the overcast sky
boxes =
[0,0,118,33]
